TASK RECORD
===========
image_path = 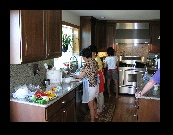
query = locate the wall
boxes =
[62,10,80,26]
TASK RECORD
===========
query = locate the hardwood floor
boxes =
[82,93,137,122]
[105,93,136,122]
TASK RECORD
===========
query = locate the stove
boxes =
[118,56,145,94]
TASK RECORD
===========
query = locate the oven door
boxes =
[124,69,145,86]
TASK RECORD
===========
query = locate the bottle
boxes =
[154,55,158,69]
[146,58,149,67]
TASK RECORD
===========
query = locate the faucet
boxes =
[70,56,77,61]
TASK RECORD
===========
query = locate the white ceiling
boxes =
[66,10,160,20]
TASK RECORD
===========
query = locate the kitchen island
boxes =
[135,83,160,122]
[10,81,82,122]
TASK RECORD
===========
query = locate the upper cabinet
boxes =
[46,10,62,59]
[149,21,160,53]
[80,16,96,49]
[106,22,116,50]
[10,10,62,64]
[96,21,116,51]
[95,20,107,52]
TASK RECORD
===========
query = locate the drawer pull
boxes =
[62,101,66,104]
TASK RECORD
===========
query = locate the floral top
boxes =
[81,58,98,87]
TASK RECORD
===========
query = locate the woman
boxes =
[88,45,105,117]
[73,47,98,122]
[104,47,119,98]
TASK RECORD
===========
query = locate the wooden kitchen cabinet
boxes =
[46,10,62,59]
[148,21,160,53]
[95,20,107,52]
[48,98,76,122]
[80,16,97,50]
[10,10,62,64]
[21,10,46,63]
[10,89,76,122]
[106,23,116,50]
[95,21,116,52]
[135,98,160,122]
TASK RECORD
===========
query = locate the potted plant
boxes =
[62,31,73,52]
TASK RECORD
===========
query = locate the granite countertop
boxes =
[136,81,160,100]
[10,81,82,107]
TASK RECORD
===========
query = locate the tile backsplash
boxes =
[98,44,149,62]
[10,59,54,93]
[116,43,149,62]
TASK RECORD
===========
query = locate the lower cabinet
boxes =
[10,89,76,122]
[48,99,76,122]
[134,98,160,122]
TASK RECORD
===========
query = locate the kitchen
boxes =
[10,10,160,122]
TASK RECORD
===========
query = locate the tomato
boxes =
[40,91,48,96]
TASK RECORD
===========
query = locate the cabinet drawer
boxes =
[48,99,75,122]
[45,89,75,120]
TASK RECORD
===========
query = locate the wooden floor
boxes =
[105,93,136,122]
[82,93,137,122]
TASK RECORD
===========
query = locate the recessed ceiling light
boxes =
[100,17,105,19]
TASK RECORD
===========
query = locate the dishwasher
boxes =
[76,83,89,122]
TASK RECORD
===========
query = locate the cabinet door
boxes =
[46,10,62,59]
[80,16,96,49]
[106,23,116,50]
[48,98,76,122]
[21,10,46,63]
[137,98,160,122]
[149,22,160,53]
[96,21,107,52]
[48,108,64,122]
[63,98,76,122]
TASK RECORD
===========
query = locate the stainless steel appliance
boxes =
[115,23,150,44]
[119,56,145,94]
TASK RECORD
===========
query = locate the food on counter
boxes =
[51,87,57,91]
[28,95,47,104]
[28,89,57,104]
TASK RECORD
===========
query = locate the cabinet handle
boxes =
[62,101,66,104]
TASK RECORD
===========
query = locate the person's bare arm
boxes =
[104,62,107,68]
[74,71,86,79]
[140,79,156,96]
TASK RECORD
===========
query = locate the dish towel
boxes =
[97,74,100,85]
[82,78,89,103]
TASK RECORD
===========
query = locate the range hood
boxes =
[115,23,150,44]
